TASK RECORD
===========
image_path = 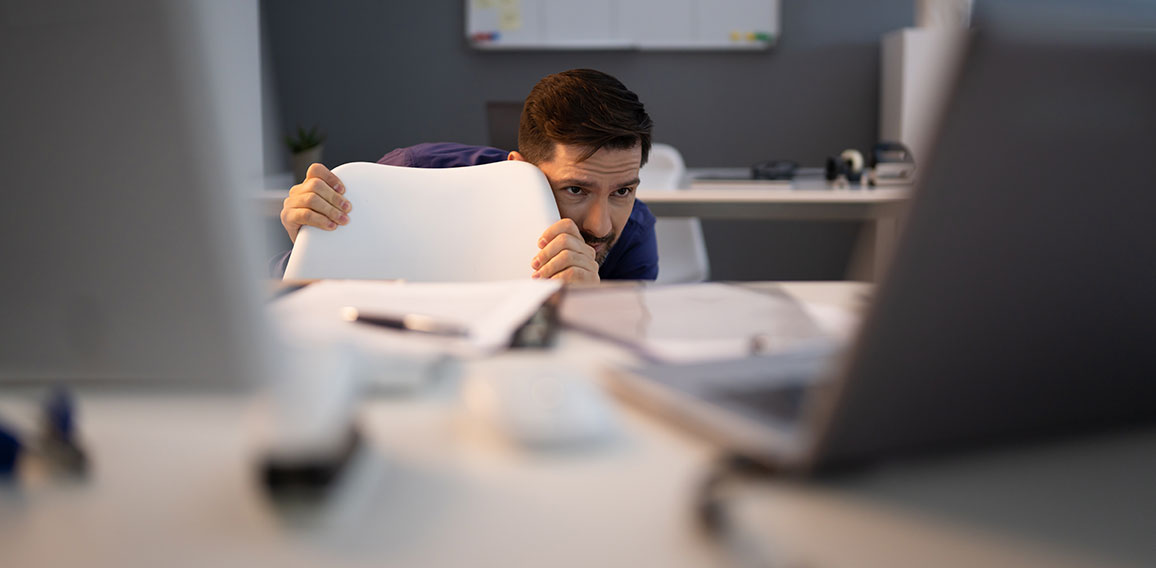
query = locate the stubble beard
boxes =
[582,231,616,266]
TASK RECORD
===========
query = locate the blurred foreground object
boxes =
[0,0,273,388]
[606,22,1156,474]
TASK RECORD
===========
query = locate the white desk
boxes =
[639,183,909,221]
[5,283,1149,568]
[640,182,910,281]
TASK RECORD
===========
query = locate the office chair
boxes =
[639,144,711,283]
[283,161,560,281]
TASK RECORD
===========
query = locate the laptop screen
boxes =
[814,27,1156,468]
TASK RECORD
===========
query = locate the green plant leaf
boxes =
[286,123,325,153]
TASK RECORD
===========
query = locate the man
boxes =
[275,68,658,283]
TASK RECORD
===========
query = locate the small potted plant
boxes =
[286,124,326,183]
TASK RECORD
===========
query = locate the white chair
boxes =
[283,161,560,281]
[638,144,710,283]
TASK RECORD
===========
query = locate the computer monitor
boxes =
[486,101,523,152]
[810,26,1156,468]
[0,0,273,386]
[605,24,1156,473]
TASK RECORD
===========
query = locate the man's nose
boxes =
[581,198,613,238]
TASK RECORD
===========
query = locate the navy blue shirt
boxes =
[274,142,659,280]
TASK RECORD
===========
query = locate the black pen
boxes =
[341,306,470,337]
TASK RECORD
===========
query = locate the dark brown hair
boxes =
[518,69,653,166]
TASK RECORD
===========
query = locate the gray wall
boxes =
[262,0,914,280]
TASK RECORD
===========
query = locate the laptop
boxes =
[605,26,1156,474]
[0,1,274,387]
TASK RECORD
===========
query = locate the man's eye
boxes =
[614,187,634,197]
[564,187,583,195]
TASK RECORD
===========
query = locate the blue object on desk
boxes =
[0,421,21,476]
[0,388,89,479]
[42,388,88,475]
[45,388,77,443]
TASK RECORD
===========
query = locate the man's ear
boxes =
[508,151,527,162]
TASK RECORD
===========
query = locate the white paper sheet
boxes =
[559,283,830,364]
[268,279,561,389]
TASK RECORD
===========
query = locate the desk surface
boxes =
[637,186,909,220]
[1,282,1150,568]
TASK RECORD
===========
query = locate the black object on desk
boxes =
[508,288,564,349]
[751,160,798,180]
[869,141,916,187]
[826,149,865,184]
[261,427,364,497]
[343,307,470,337]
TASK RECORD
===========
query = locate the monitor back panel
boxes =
[813,29,1156,469]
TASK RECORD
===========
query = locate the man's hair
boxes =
[518,69,653,166]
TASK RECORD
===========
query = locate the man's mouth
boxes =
[581,230,616,266]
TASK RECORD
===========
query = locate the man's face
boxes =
[520,143,642,265]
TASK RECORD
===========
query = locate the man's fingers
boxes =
[531,233,592,270]
[305,163,345,194]
[281,165,349,243]
[534,249,598,280]
[286,208,338,231]
[549,266,599,284]
[292,177,353,214]
[537,218,582,248]
[303,192,348,225]
[282,191,348,225]
[531,227,598,280]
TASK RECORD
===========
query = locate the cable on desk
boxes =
[695,453,779,535]
[694,453,816,568]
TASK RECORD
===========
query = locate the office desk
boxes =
[3,283,1150,568]
[639,184,910,281]
[637,186,909,221]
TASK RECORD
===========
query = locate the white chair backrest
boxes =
[638,144,710,283]
[638,143,689,190]
[284,161,560,281]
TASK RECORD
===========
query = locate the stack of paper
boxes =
[269,279,561,390]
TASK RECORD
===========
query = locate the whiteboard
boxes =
[466,0,779,50]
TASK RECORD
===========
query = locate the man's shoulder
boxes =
[628,198,656,229]
[377,142,507,169]
[599,198,658,281]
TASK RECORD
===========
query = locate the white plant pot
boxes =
[291,145,324,183]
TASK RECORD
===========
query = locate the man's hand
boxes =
[280,163,353,243]
[531,219,600,284]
